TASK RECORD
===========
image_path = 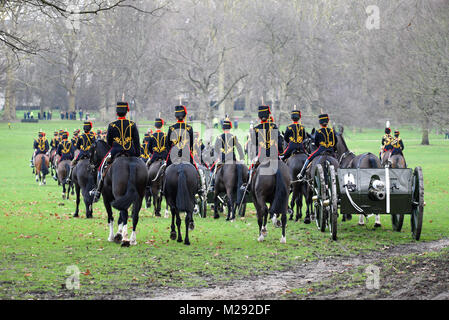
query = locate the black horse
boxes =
[251,159,291,243]
[286,152,309,222]
[72,158,96,218]
[146,159,165,217]
[164,162,199,245]
[212,162,248,221]
[90,140,148,246]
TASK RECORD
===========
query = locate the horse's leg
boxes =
[73,184,80,217]
[175,209,182,243]
[184,210,193,245]
[304,188,312,224]
[374,214,381,228]
[358,214,365,226]
[120,210,130,246]
[104,199,115,242]
[288,196,295,221]
[259,204,269,241]
[226,189,234,221]
[114,212,124,243]
[296,190,303,222]
[170,206,177,240]
[84,193,93,219]
[62,183,66,200]
[156,191,162,217]
[280,211,287,244]
[213,191,220,219]
[130,198,142,245]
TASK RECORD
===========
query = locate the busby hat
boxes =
[385,128,391,134]
[222,118,232,130]
[62,131,69,139]
[83,121,92,132]
[291,109,301,121]
[116,101,129,115]
[155,118,164,129]
[175,105,187,119]
[258,105,271,120]
[394,130,400,136]
[319,114,329,125]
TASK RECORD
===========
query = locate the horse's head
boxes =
[335,131,349,158]
[89,140,109,170]
[303,131,317,154]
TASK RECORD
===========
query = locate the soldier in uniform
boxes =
[297,114,338,180]
[280,109,306,161]
[391,130,404,156]
[67,122,96,181]
[57,131,75,162]
[166,105,203,193]
[91,101,141,202]
[209,118,245,192]
[31,131,50,168]
[380,127,394,159]
[192,132,205,166]
[147,118,168,165]
[140,132,151,163]
[72,129,81,149]
[50,131,59,151]
[250,105,284,165]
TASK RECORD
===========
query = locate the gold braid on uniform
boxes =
[111,120,133,151]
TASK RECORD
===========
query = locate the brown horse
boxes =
[34,153,50,185]
[57,160,72,200]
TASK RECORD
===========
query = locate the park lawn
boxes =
[0,120,448,299]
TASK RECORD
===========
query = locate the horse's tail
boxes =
[112,159,138,211]
[236,163,244,204]
[41,156,49,175]
[271,166,288,214]
[176,164,193,212]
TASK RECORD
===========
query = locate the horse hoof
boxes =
[86,214,93,219]
[189,222,195,231]
[130,240,137,246]
[114,233,123,244]
[73,213,79,218]
[304,217,311,224]
[170,232,177,240]
[108,236,114,242]
[345,214,352,221]
[374,223,381,228]
[121,240,130,247]
[177,238,183,243]
[214,214,219,219]
[258,235,264,242]
[275,221,282,228]
[184,240,190,245]
[280,236,286,244]
[358,223,365,226]
[261,229,267,237]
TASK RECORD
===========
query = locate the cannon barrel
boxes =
[369,179,385,201]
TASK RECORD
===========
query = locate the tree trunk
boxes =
[421,115,430,145]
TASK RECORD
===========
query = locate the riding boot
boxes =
[91,178,103,203]
[210,177,215,193]
[66,166,74,183]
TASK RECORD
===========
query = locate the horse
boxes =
[212,162,248,221]
[164,162,198,245]
[286,152,309,222]
[57,160,72,200]
[49,149,57,179]
[251,159,291,243]
[71,157,96,218]
[90,140,148,245]
[34,153,49,185]
[382,150,407,169]
[146,159,165,217]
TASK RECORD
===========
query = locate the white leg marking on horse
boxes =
[272,214,277,227]
[108,222,114,242]
[164,209,169,218]
[280,236,286,244]
[122,224,128,241]
[358,214,365,226]
[261,227,267,237]
[374,214,381,227]
[130,231,137,245]
[258,234,265,242]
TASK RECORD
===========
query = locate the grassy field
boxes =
[0,119,448,299]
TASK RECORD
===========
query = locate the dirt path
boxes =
[145,238,449,300]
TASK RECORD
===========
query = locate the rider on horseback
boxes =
[391,130,404,156]
[297,113,338,180]
[148,118,168,165]
[72,129,81,148]
[91,101,141,202]
[209,118,245,193]
[280,108,306,161]
[31,131,49,168]
[140,132,151,163]
[379,127,394,160]
[50,131,59,151]
[166,105,204,195]
[57,131,75,162]
[67,122,95,182]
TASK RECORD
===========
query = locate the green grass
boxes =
[0,120,448,299]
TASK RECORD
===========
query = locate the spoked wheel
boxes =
[313,164,327,232]
[391,214,404,232]
[327,165,338,240]
[411,166,424,240]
